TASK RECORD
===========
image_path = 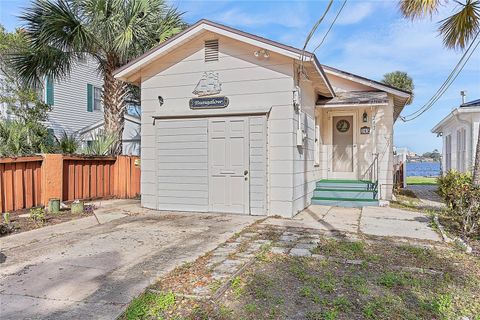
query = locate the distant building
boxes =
[431,98,480,173]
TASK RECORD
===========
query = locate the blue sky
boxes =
[1,0,479,153]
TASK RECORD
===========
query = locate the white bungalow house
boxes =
[431,98,480,173]
[114,19,411,217]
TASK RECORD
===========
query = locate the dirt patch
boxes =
[1,207,95,237]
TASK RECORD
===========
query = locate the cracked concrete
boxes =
[0,208,259,319]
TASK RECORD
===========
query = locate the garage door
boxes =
[208,117,250,214]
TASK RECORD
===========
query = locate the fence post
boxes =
[41,154,63,205]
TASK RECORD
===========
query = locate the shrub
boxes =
[57,131,79,154]
[437,170,480,239]
[29,207,46,225]
[437,170,472,208]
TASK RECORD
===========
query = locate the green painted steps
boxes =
[312,179,379,208]
[316,179,374,190]
[313,188,376,200]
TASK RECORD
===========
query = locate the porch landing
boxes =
[311,179,378,208]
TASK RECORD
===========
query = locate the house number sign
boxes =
[360,126,371,134]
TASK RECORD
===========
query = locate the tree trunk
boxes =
[103,58,128,155]
[473,124,480,186]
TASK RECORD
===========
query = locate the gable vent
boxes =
[204,39,219,62]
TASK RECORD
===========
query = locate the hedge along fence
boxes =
[0,154,140,213]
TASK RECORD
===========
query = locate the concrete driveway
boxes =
[264,205,442,242]
[0,208,259,319]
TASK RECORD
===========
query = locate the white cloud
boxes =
[336,2,374,25]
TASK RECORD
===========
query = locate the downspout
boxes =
[454,110,474,171]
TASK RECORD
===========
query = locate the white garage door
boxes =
[208,117,250,214]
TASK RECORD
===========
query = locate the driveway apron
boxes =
[0,211,259,320]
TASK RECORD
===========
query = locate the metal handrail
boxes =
[361,153,379,198]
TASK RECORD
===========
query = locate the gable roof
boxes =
[431,98,480,133]
[322,65,412,121]
[114,19,334,96]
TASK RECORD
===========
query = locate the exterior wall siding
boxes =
[249,116,267,215]
[48,59,104,136]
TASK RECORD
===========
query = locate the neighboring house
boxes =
[78,114,141,156]
[0,58,141,155]
[431,99,480,173]
[43,58,105,137]
[115,19,411,217]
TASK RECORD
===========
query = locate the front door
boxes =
[208,117,250,214]
[331,115,356,179]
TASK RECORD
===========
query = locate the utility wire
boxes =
[313,0,348,53]
[299,0,334,80]
[401,31,480,121]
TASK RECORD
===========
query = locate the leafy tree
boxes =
[382,71,414,105]
[12,0,185,154]
[0,25,56,156]
[398,0,480,185]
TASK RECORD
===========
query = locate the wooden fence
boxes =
[0,154,140,213]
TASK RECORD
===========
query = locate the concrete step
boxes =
[313,188,376,200]
[311,197,379,208]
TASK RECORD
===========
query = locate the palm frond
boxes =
[439,0,480,49]
[400,0,444,19]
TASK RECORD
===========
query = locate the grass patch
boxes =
[121,228,480,320]
[406,176,438,185]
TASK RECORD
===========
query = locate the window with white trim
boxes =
[93,87,102,111]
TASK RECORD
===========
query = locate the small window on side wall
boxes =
[93,87,102,111]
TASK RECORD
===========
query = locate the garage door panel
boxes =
[156,119,208,211]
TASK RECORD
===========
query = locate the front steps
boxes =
[311,179,378,208]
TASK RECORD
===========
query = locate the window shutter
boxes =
[87,84,93,112]
[45,76,54,106]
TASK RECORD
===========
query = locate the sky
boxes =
[1,0,479,153]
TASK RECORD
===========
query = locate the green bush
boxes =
[437,170,472,208]
[437,170,480,239]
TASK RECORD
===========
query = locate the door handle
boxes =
[244,170,249,175]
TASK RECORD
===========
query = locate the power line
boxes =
[401,31,480,122]
[313,0,348,53]
[299,0,334,79]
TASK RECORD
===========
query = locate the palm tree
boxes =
[12,0,185,154]
[399,0,480,185]
[382,71,414,104]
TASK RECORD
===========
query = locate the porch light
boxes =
[362,111,368,123]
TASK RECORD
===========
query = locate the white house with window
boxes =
[0,57,141,155]
[432,99,480,173]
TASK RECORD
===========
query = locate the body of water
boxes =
[406,162,441,177]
